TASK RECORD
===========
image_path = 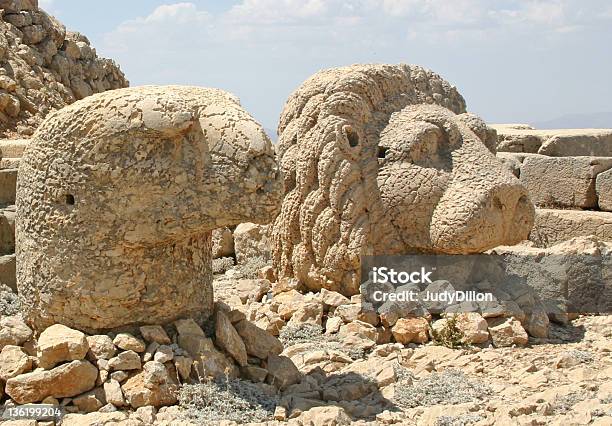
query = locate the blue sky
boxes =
[41,0,612,131]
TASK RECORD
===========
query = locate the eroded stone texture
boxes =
[0,2,128,137]
[271,64,534,295]
[16,86,282,332]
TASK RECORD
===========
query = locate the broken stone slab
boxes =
[596,168,612,212]
[529,209,612,247]
[5,359,98,404]
[519,155,612,208]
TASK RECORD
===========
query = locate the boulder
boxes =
[0,345,32,381]
[234,222,271,263]
[297,406,352,426]
[121,365,177,409]
[108,350,142,371]
[215,310,248,367]
[73,387,106,413]
[86,335,117,360]
[113,333,146,353]
[139,326,171,345]
[37,324,89,369]
[447,312,489,344]
[486,317,528,347]
[0,316,33,350]
[5,360,98,404]
[235,279,271,304]
[212,227,234,258]
[265,354,302,390]
[153,345,174,364]
[391,317,429,344]
[233,319,283,359]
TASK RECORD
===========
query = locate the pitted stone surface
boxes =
[16,85,282,332]
[271,64,534,295]
[0,2,128,137]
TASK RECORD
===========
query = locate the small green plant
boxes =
[431,315,465,349]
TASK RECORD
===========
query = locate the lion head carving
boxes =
[271,64,534,295]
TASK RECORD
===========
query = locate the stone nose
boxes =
[430,179,535,254]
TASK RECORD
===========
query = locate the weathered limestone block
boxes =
[0,206,15,255]
[234,222,271,263]
[492,236,612,315]
[0,139,29,158]
[272,64,534,295]
[16,86,282,332]
[519,155,612,208]
[596,168,612,211]
[492,126,612,156]
[539,130,612,157]
[529,209,612,247]
[0,4,128,137]
[212,227,234,258]
[0,169,17,205]
[0,253,16,290]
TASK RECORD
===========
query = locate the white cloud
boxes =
[99,1,612,128]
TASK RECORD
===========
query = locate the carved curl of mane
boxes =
[271,64,467,295]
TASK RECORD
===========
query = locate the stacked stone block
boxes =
[493,125,612,246]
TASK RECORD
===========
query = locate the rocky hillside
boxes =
[0,0,128,138]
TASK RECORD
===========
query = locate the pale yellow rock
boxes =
[86,335,116,360]
[104,379,126,407]
[0,345,32,381]
[5,360,98,404]
[233,319,283,359]
[139,326,171,345]
[215,310,248,367]
[392,317,430,344]
[0,316,33,350]
[108,350,141,371]
[487,317,528,347]
[37,324,89,369]
[113,333,146,353]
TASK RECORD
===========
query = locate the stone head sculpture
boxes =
[17,86,281,332]
[271,64,534,295]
